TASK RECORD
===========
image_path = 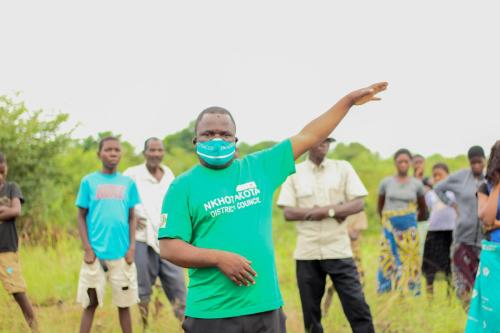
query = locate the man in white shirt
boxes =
[124,138,186,329]
[277,138,373,333]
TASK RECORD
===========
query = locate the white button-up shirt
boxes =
[277,159,368,260]
[124,164,175,254]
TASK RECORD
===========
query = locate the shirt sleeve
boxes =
[378,178,389,196]
[158,179,192,243]
[9,182,24,204]
[128,180,141,208]
[252,139,296,190]
[446,191,457,204]
[277,175,297,208]
[343,162,368,201]
[416,180,425,197]
[75,178,90,209]
[434,172,460,205]
[425,191,433,208]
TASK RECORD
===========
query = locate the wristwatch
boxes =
[327,208,336,218]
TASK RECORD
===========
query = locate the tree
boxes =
[0,95,72,237]
[163,121,196,153]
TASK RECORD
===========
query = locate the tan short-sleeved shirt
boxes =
[277,159,368,260]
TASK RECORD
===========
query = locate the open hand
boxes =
[215,251,257,286]
[349,82,388,106]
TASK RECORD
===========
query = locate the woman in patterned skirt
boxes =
[377,149,427,295]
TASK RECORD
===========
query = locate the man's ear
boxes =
[192,137,197,145]
[235,137,239,143]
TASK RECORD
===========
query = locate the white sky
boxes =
[1,1,499,158]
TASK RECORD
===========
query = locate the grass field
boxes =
[0,215,467,333]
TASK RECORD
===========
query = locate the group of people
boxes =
[0,137,189,333]
[375,143,500,332]
[0,81,499,333]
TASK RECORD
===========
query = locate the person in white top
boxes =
[124,138,186,329]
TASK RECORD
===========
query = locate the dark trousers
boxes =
[182,308,286,333]
[296,259,374,333]
[135,241,186,319]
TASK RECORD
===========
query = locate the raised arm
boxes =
[290,82,387,159]
[434,172,460,206]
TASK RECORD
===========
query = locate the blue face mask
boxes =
[196,138,236,167]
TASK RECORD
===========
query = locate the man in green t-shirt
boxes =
[158,82,387,333]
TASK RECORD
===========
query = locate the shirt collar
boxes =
[141,163,168,183]
[306,158,329,171]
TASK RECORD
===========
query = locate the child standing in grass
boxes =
[0,151,39,332]
[76,137,141,333]
[421,163,457,297]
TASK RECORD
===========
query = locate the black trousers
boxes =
[182,308,286,333]
[296,259,374,333]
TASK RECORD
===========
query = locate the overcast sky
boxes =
[1,1,498,158]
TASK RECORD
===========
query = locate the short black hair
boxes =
[413,154,424,161]
[394,148,412,160]
[194,106,236,134]
[98,136,120,152]
[0,151,5,163]
[432,162,449,174]
[467,145,485,160]
[143,137,163,151]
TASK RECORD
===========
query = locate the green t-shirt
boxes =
[158,140,295,319]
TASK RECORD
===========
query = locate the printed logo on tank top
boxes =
[203,181,262,218]
[95,184,125,200]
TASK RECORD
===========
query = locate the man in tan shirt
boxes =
[277,138,374,333]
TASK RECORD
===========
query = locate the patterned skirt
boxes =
[377,207,421,295]
[452,242,481,311]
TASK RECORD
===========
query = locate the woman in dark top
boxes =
[466,140,500,332]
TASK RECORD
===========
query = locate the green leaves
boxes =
[0,94,470,242]
[1,96,72,237]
